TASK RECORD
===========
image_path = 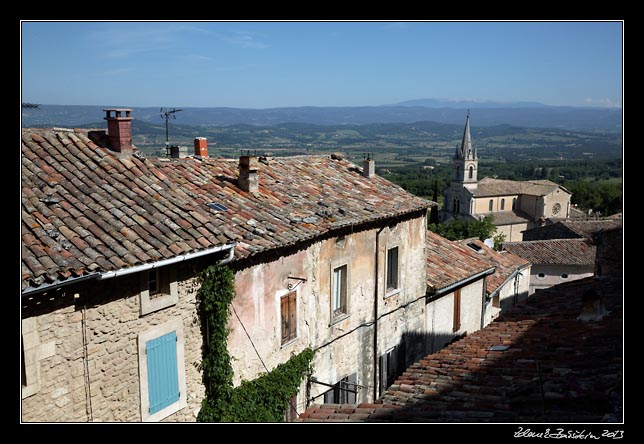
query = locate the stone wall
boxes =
[21,264,206,422]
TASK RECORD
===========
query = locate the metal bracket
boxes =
[287,276,307,291]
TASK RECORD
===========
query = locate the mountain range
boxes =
[21,100,622,133]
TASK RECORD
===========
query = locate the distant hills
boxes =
[21,101,622,133]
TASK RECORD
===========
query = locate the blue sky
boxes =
[21,21,623,109]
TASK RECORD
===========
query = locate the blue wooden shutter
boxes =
[146,331,180,414]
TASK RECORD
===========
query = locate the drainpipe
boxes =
[373,226,385,401]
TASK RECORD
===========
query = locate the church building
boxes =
[440,113,572,242]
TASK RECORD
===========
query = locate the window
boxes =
[281,292,297,345]
[560,273,569,280]
[468,165,474,179]
[148,269,159,297]
[379,342,406,396]
[453,289,461,332]
[386,247,399,293]
[500,198,505,210]
[488,199,494,212]
[140,267,178,316]
[536,272,546,279]
[456,165,461,178]
[323,374,357,404]
[332,265,348,318]
[138,319,187,422]
[512,198,517,209]
[453,198,460,214]
[284,395,298,422]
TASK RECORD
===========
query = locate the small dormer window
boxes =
[140,267,178,315]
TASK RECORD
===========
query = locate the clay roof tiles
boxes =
[22,128,432,291]
[300,276,622,422]
[501,238,596,266]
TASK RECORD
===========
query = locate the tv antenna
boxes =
[21,103,40,109]
[160,108,183,155]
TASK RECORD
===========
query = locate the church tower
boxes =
[440,112,478,221]
[452,110,478,190]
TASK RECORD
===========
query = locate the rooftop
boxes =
[501,238,596,266]
[522,219,623,241]
[460,239,530,296]
[300,276,622,422]
[22,127,432,291]
[478,209,533,226]
[471,177,568,198]
[425,231,493,294]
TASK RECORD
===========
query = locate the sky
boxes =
[21,21,623,109]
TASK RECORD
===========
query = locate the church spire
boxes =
[459,110,475,160]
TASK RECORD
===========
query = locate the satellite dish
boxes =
[483,238,495,249]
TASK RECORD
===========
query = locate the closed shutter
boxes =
[347,373,357,403]
[453,289,461,332]
[288,293,297,341]
[146,331,180,414]
[281,295,289,343]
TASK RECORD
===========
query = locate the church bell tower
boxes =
[452,110,478,190]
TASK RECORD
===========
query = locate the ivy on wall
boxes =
[196,264,314,422]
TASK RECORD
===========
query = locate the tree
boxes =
[429,215,497,242]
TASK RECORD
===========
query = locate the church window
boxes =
[488,200,493,212]
[468,166,474,179]
[512,198,517,209]
[456,166,460,178]
[500,198,505,210]
[454,198,460,214]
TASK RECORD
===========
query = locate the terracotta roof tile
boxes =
[425,231,493,293]
[502,238,596,266]
[22,128,433,291]
[472,177,568,197]
[459,239,530,295]
[301,277,622,422]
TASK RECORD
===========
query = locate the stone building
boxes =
[21,110,433,421]
[440,113,572,241]
[501,238,596,294]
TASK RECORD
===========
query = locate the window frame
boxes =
[385,245,401,297]
[330,263,350,323]
[500,198,505,210]
[140,266,179,316]
[468,165,474,179]
[138,319,187,422]
[488,199,494,212]
[280,291,298,346]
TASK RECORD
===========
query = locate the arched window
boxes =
[489,199,493,212]
[512,198,517,209]
[468,166,474,179]
[454,198,460,214]
[500,198,505,210]
[456,165,460,179]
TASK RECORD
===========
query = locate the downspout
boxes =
[373,226,385,402]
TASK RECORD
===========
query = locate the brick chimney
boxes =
[194,137,208,157]
[238,155,259,192]
[104,109,133,154]
[362,155,375,178]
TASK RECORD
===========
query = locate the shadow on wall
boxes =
[375,277,623,422]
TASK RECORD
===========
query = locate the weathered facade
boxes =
[440,114,572,241]
[424,231,495,353]
[21,112,433,422]
[502,238,595,295]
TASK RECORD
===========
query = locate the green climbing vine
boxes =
[196,264,314,422]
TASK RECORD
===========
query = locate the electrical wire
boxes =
[231,303,301,419]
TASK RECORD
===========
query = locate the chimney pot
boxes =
[103,108,133,154]
[238,155,259,192]
[194,137,208,157]
[363,158,375,178]
[170,145,188,158]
